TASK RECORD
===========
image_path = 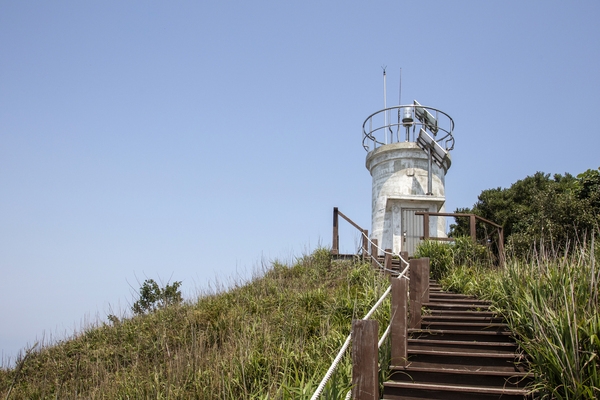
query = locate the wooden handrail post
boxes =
[391,277,408,367]
[422,257,430,303]
[423,212,430,240]
[469,214,477,242]
[362,229,369,260]
[332,207,339,255]
[498,227,505,267]
[400,251,408,264]
[409,257,430,329]
[370,239,378,269]
[384,249,392,273]
[352,319,379,400]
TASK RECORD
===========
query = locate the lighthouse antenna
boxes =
[382,66,388,143]
[398,67,402,106]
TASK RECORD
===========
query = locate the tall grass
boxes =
[419,239,600,399]
[0,249,391,399]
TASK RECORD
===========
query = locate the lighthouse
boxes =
[362,91,455,256]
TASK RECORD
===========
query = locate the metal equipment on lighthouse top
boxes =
[362,70,456,255]
[362,101,455,170]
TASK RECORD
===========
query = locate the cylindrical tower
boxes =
[362,101,455,256]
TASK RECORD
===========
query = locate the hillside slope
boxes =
[0,249,390,399]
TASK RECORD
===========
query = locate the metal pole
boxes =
[383,68,387,144]
[427,146,433,195]
[405,106,411,142]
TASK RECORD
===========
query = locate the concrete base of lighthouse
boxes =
[366,142,450,256]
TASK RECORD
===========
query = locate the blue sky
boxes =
[1,1,599,364]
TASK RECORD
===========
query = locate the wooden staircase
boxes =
[382,279,532,400]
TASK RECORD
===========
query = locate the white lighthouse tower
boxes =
[362,85,455,256]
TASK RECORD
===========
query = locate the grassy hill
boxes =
[0,249,390,399]
[3,241,598,399]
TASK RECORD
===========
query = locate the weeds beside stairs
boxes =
[382,277,532,400]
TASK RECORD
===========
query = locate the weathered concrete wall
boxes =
[365,142,449,255]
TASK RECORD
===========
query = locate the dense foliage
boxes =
[414,237,490,280]
[0,250,390,399]
[450,168,600,257]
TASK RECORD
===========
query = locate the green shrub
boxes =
[452,236,491,267]
[131,279,183,315]
[414,240,453,280]
[415,238,490,280]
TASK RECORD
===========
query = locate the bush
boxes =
[415,238,490,280]
[132,279,183,315]
[452,236,491,267]
[415,240,452,280]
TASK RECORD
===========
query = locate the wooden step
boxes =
[428,297,492,305]
[388,366,532,388]
[383,380,530,400]
[423,314,504,323]
[426,309,498,318]
[421,321,509,332]
[382,280,531,399]
[427,299,492,305]
[430,291,477,300]
[423,302,491,311]
[409,328,514,342]
[425,308,497,317]
[405,349,525,372]
[408,338,518,354]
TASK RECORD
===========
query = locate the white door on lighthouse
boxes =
[402,208,427,256]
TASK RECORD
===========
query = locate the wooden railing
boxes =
[331,207,369,257]
[415,211,505,265]
[313,208,405,399]
[350,258,430,399]
[330,212,507,397]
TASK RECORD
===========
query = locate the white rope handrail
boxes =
[369,249,410,280]
[310,335,352,400]
[344,388,352,400]
[378,323,391,349]
[371,256,400,276]
[314,228,414,399]
[310,260,410,399]
[310,280,393,399]
[361,231,409,268]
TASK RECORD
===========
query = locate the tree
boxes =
[132,279,183,315]
[450,168,600,257]
[577,168,600,210]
